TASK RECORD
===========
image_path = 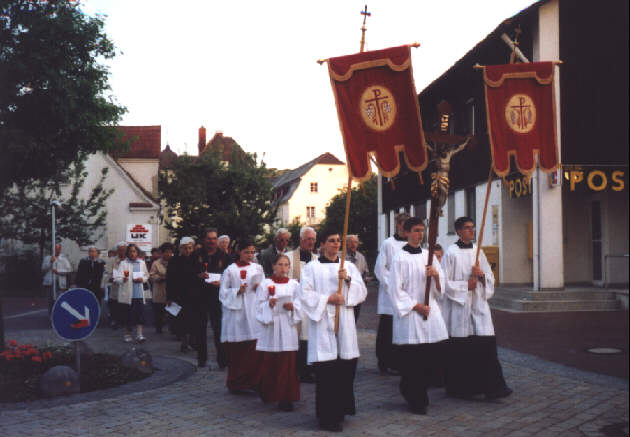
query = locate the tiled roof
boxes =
[160,144,178,169]
[272,152,344,190]
[115,126,161,159]
[200,132,245,162]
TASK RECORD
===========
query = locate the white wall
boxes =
[117,158,160,198]
[60,153,159,266]
[499,181,533,284]
[284,163,355,225]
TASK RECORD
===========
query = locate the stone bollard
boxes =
[121,348,153,375]
[41,365,80,397]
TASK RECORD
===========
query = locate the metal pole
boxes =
[51,203,57,302]
[74,341,81,380]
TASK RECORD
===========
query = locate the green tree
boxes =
[319,175,378,268]
[0,158,114,260]
[160,147,277,244]
[0,0,126,192]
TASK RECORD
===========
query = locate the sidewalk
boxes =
[1,308,628,436]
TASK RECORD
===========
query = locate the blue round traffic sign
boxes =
[51,288,101,341]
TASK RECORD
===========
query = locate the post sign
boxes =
[51,288,100,341]
[506,174,532,199]
[126,224,152,251]
[562,166,627,193]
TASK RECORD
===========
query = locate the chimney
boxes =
[198,126,207,155]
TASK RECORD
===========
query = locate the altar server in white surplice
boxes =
[441,216,512,400]
[256,253,302,411]
[388,217,448,415]
[219,240,264,393]
[374,212,409,374]
[300,229,367,433]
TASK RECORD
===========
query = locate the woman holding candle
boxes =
[255,254,301,411]
[219,239,264,393]
[114,243,150,343]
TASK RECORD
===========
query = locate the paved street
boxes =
[1,288,628,436]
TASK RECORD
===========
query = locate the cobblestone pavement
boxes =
[1,321,628,437]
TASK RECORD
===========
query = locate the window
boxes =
[465,187,476,222]
[310,182,318,193]
[465,98,476,135]
[414,203,426,220]
[447,193,455,234]
[306,206,316,218]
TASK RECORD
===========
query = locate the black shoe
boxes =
[180,343,191,353]
[197,361,207,368]
[485,387,513,400]
[409,405,427,415]
[319,421,343,432]
[278,401,294,412]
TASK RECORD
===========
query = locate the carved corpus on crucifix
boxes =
[421,100,473,320]
[425,101,473,216]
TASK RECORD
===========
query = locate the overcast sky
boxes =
[82,0,536,170]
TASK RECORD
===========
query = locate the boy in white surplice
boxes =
[388,217,448,415]
[300,229,367,433]
[441,216,512,400]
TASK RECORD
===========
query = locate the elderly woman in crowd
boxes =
[150,243,174,334]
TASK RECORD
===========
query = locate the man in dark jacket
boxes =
[258,228,291,277]
[166,237,198,355]
[76,246,105,301]
[194,228,232,369]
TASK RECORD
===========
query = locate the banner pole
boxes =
[475,167,494,265]
[334,173,353,335]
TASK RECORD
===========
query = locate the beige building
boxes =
[272,153,353,226]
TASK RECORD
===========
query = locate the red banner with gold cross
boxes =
[327,45,427,181]
[482,61,560,177]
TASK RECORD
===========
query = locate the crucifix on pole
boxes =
[422,101,473,319]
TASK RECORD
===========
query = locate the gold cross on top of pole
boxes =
[360,5,371,52]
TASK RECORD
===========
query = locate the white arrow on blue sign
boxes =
[51,288,101,341]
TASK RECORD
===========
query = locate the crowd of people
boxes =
[42,216,510,432]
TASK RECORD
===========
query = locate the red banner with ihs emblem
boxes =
[327,45,427,181]
[482,62,559,177]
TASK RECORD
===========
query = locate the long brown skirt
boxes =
[257,351,300,402]
[225,340,262,391]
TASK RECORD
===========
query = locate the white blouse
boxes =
[255,278,301,352]
[219,262,264,343]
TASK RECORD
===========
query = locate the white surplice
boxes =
[440,243,495,337]
[388,248,449,345]
[255,278,301,352]
[219,262,264,342]
[374,236,407,315]
[300,259,367,364]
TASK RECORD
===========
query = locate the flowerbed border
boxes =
[0,355,196,411]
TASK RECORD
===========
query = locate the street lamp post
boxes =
[51,200,61,303]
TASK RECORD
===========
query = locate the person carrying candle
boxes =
[114,243,150,343]
[219,239,264,393]
[255,253,301,411]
